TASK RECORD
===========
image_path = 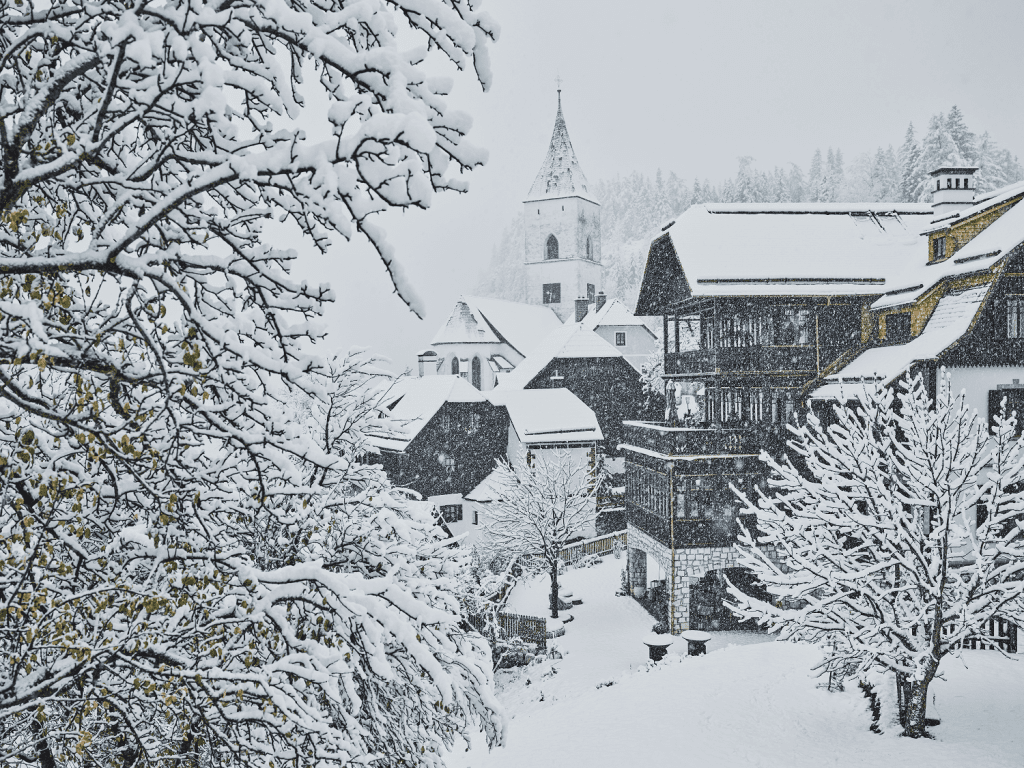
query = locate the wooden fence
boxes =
[559,529,628,566]
[960,617,1018,653]
[498,612,548,652]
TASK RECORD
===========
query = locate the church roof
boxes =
[524,93,595,203]
[431,296,563,358]
[495,322,622,391]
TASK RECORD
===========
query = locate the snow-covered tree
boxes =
[483,451,596,619]
[728,373,1024,738]
[0,1,499,766]
[898,123,924,203]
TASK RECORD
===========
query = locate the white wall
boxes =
[427,340,523,390]
[594,324,658,371]
[429,493,483,546]
[524,196,603,320]
[947,365,1024,425]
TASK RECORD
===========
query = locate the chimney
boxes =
[930,166,978,218]
[575,296,589,323]
[596,291,607,312]
[417,349,438,377]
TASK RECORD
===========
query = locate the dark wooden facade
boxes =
[377,401,508,499]
[523,356,658,458]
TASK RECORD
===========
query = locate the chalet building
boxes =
[627,172,1024,635]
[495,317,654,463]
[465,388,603,546]
[368,376,508,534]
[368,375,603,547]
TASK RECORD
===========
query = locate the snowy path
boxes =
[450,555,1024,768]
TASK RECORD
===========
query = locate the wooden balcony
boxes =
[621,421,762,459]
[626,506,759,549]
[665,346,819,376]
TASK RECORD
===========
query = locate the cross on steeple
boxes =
[555,75,562,108]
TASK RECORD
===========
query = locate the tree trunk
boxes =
[900,661,938,738]
[30,717,57,768]
[550,560,559,619]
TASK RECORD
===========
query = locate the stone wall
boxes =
[627,522,780,634]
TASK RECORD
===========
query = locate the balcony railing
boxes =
[665,346,818,375]
[621,421,764,458]
[626,506,759,549]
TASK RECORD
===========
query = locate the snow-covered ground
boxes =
[451,555,1024,768]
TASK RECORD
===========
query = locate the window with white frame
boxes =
[615,332,626,346]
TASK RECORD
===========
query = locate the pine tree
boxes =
[808,149,824,202]
[898,123,924,203]
[787,163,806,203]
[945,105,977,165]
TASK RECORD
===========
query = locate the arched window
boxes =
[545,234,559,260]
[471,357,482,390]
[586,236,592,260]
[451,357,459,375]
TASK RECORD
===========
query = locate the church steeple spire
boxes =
[525,88,590,201]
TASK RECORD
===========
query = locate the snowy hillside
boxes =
[450,557,1024,768]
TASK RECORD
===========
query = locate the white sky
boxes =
[290,0,1024,372]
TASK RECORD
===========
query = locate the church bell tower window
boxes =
[586,236,592,260]
[546,234,559,260]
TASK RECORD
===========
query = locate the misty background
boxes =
[288,0,1024,372]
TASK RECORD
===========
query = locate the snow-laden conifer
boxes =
[728,373,1024,738]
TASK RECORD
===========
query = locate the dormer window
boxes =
[933,236,946,261]
[964,178,969,189]
[947,178,952,189]
[955,178,960,188]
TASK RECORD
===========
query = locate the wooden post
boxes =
[669,461,676,633]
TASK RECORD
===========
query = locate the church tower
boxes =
[524,90,602,322]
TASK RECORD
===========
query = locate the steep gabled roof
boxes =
[367,375,484,452]
[811,285,993,400]
[488,388,603,445]
[872,198,1024,309]
[636,204,935,313]
[580,297,654,331]
[524,94,595,203]
[431,296,563,358]
[495,322,622,391]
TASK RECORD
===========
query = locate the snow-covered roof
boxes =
[923,178,1024,233]
[871,198,1024,309]
[431,296,563,358]
[488,388,603,444]
[811,285,992,400]
[465,468,508,503]
[657,204,935,298]
[580,297,654,331]
[495,322,622,391]
[524,95,595,204]
[367,375,485,451]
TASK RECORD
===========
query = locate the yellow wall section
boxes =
[928,193,1024,263]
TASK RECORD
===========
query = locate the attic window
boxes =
[933,237,946,261]
[947,178,952,189]
[616,332,626,346]
[964,178,969,189]
[955,178,960,188]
